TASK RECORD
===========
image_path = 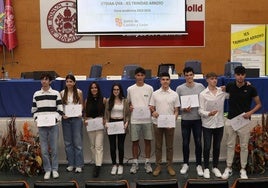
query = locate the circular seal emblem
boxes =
[47,1,82,43]
[3,5,16,34]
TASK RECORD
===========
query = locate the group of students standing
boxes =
[31,66,261,180]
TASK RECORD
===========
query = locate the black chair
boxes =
[21,72,34,79]
[122,64,139,79]
[184,179,229,188]
[85,180,129,188]
[157,63,176,77]
[136,179,178,188]
[33,71,59,80]
[34,181,78,188]
[89,64,103,78]
[0,181,29,188]
[224,61,242,77]
[185,60,202,74]
[232,178,268,188]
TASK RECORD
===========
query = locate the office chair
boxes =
[85,180,130,188]
[185,60,202,74]
[122,64,139,79]
[136,179,178,188]
[231,178,268,188]
[184,179,229,188]
[21,72,34,79]
[89,64,102,78]
[224,61,242,77]
[0,181,29,188]
[157,63,176,77]
[34,180,79,188]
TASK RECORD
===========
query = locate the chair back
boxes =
[185,60,202,74]
[34,180,79,188]
[89,64,102,78]
[157,63,176,77]
[122,64,139,79]
[224,61,242,77]
[21,72,34,79]
[85,180,129,188]
[231,178,268,188]
[136,179,178,188]
[0,181,29,188]
[184,179,229,188]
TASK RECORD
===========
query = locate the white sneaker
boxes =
[52,171,59,179]
[44,171,51,180]
[144,162,153,173]
[66,166,74,172]
[196,165,204,176]
[111,165,117,175]
[117,165,123,175]
[212,167,222,178]
[221,168,232,179]
[203,168,210,179]
[240,169,248,179]
[180,164,189,174]
[75,167,82,173]
[130,163,139,174]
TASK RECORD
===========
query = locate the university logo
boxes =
[47,1,82,43]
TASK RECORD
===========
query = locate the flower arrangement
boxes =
[233,113,268,174]
[0,116,43,176]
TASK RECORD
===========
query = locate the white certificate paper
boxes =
[230,113,251,131]
[106,121,125,135]
[132,106,151,121]
[157,115,176,128]
[86,117,104,132]
[65,104,82,117]
[37,114,56,127]
[180,95,199,108]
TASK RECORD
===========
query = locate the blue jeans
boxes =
[203,126,224,169]
[181,119,202,166]
[38,125,59,172]
[62,117,84,167]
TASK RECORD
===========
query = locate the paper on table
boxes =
[157,114,176,128]
[86,117,104,132]
[37,114,56,127]
[106,121,125,135]
[132,106,151,121]
[65,104,82,117]
[230,113,251,131]
[180,94,199,109]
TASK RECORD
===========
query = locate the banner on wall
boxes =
[40,0,95,49]
[231,24,266,76]
[99,0,205,47]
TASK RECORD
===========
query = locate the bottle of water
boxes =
[168,66,172,75]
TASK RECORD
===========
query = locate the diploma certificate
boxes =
[106,121,125,135]
[65,104,82,117]
[86,117,104,132]
[157,115,176,128]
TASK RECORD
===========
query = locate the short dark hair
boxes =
[235,66,246,74]
[40,72,53,81]
[206,72,217,78]
[159,72,170,78]
[183,67,194,74]
[135,67,146,75]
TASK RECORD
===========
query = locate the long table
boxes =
[0,77,267,117]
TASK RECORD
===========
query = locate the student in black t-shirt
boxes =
[222,66,262,180]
